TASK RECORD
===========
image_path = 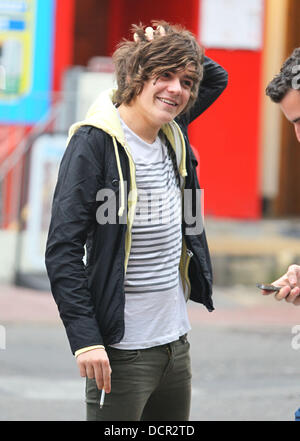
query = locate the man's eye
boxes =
[183,80,192,88]
[161,72,171,78]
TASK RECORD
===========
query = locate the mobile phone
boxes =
[256,283,281,292]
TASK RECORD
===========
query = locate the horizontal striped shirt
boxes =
[110,115,191,349]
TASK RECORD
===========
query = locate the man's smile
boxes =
[156,97,178,107]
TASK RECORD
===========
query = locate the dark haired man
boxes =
[45,23,228,420]
[264,48,300,306]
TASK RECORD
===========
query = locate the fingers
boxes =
[284,286,300,304]
[272,284,300,306]
[145,26,154,41]
[76,349,112,393]
[101,359,112,393]
[260,266,300,306]
[78,359,87,378]
[133,25,166,43]
[261,279,287,296]
[262,284,300,305]
[85,362,95,380]
[94,359,112,393]
[286,264,300,287]
[274,285,291,301]
[156,25,166,36]
[272,265,300,305]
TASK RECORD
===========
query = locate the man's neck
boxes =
[118,104,159,144]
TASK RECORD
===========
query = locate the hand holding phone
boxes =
[256,283,281,292]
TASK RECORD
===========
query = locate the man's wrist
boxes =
[75,345,105,358]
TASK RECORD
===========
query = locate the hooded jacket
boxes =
[45,56,228,354]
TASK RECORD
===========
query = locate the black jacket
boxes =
[45,57,228,354]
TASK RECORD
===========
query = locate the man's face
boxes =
[132,66,195,129]
[280,88,300,142]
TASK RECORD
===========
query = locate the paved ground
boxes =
[0,282,300,421]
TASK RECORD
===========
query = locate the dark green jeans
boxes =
[85,335,192,421]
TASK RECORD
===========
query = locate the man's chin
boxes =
[157,110,179,124]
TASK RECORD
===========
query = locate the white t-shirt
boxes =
[110,116,191,349]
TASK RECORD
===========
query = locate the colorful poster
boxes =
[0,0,36,97]
[0,0,55,123]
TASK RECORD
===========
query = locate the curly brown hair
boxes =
[266,48,300,103]
[112,21,204,114]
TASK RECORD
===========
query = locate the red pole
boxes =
[52,0,76,92]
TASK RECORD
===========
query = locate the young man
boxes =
[45,22,228,420]
[263,48,300,306]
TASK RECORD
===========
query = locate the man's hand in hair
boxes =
[133,25,165,42]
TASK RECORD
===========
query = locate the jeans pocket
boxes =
[107,347,140,363]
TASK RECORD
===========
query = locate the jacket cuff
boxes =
[74,345,105,358]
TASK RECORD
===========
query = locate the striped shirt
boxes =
[110,116,191,349]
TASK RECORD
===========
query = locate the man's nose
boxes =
[167,77,182,94]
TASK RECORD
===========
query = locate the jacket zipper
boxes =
[184,248,193,300]
[122,143,136,274]
[180,171,192,301]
